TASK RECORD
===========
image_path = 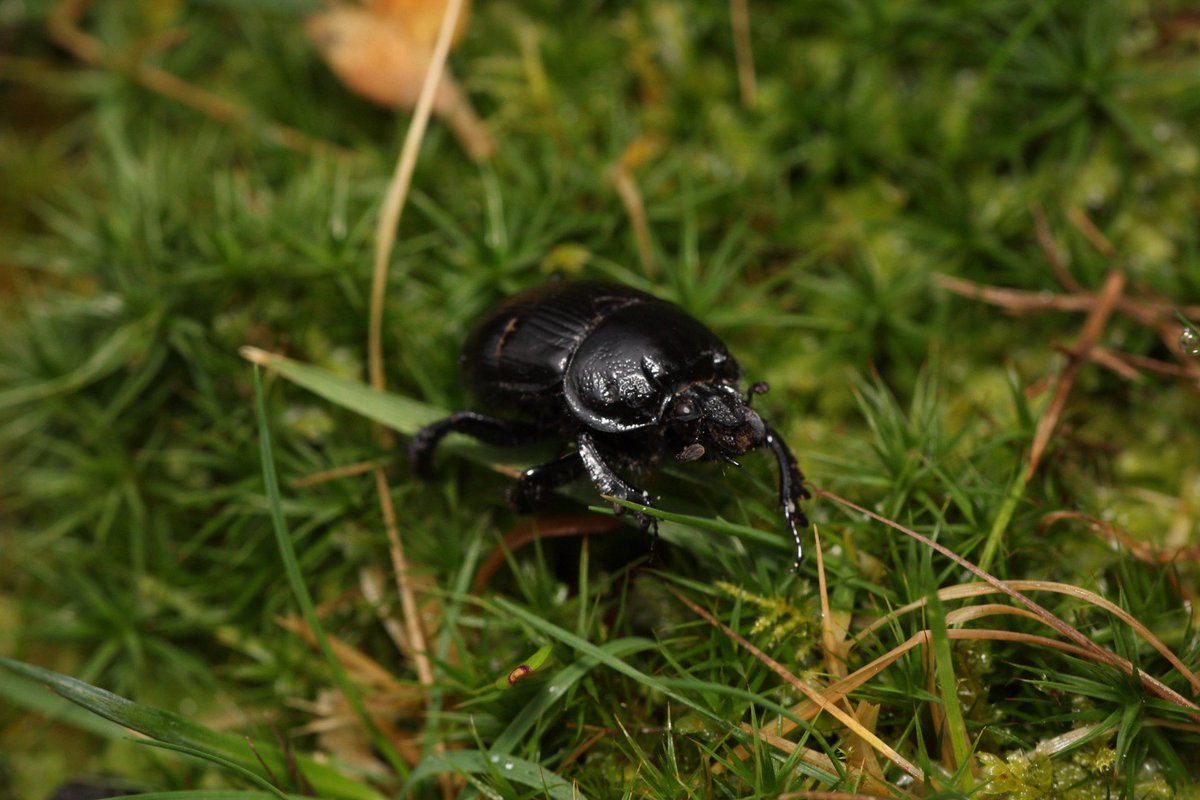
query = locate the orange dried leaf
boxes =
[306,6,457,112]
[305,2,494,160]
[367,0,472,48]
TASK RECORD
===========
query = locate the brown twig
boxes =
[374,470,434,688]
[937,273,1200,386]
[1026,269,1125,480]
[934,275,1096,314]
[1066,205,1118,260]
[1080,345,1143,381]
[1032,206,1082,292]
[934,274,1200,323]
[1041,511,1200,567]
[1095,348,1200,381]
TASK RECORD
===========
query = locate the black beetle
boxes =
[409,280,810,566]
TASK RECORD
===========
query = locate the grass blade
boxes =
[490,638,659,755]
[241,347,443,435]
[252,366,409,777]
[0,657,385,800]
[927,586,975,788]
[403,750,584,799]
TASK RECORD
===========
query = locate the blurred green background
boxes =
[1,0,1198,797]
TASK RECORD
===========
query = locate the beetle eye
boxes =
[672,398,699,421]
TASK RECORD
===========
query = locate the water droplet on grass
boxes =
[1180,326,1200,357]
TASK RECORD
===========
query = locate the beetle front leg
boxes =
[577,431,658,536]
[409,411,548,477]
[506,452,585,512]
[762,423,810,570]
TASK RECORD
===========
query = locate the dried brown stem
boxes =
[368,0,469,396]
[291,458,383,488]
[814,525,848,677]
[935,274,1096,313]
[374,470,433,687]
[1026,269,1125,480]
[671,589,926,782]
[850,579,1200,694]
[1066,205,1117,259]
[607,152,658,279]
[1081,345,1143,381]
[815,487,1200,718]
[729,0,757,108]
[362,5,468,793]
[1032,206,1082,292]
[1041,511,1200,567]
[934,274,1200,323]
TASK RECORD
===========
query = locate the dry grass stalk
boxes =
[817,488,1200,719]
[814,525,850,678]
[1026,269,1125,479]
[671,588,926,782]
[607,137,661,279]
[356,2,471,791]
[360,566,423,666]
[850,579,1200,693]
[374,469,435,681]
[746,626,1101,765]
[729,0,757,108]
[291,458,383,487]
[277,613,418,697]
[750,727,905,797]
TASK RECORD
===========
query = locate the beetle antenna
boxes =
[762,422,808,569]
[746,382,769,405]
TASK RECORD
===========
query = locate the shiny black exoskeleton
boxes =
[409,280,810,566]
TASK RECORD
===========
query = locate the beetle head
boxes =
[667,383,764,463]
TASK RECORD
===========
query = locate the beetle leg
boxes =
[506,452,585,512]
[409,411,548,477]
[762,423,810,570]
[577,431,658,536]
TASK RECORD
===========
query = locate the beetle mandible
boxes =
[409,280,810,567]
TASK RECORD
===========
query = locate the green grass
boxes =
[2,0,1199,797]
